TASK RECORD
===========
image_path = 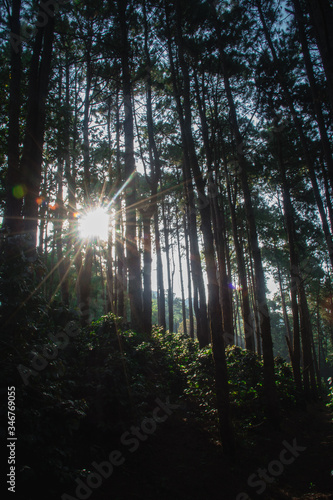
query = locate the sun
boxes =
[78,206,109,240]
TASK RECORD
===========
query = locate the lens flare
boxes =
[78,206,109,240]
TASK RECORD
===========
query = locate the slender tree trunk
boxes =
[154,209,166,330]
[256,0,333,270]
[54,69,69,306]
[292,0,333,190]
[306,0,333,116]
[275,249,298,380]
[320,158,333,234]
[215,193,234,345]
[299,284,318,398]
[78,247,93,325]
[165,4,208,345]
[162,199,174,332]
[83,38,92,199]
[225,166,255,351]
[114,90,125,318]
[21,6,55,249]
[210,1,279,423]
[247,245,262,356]
[38,170,47,255]
[184,208,194,339]
[4,0,22,235]
[118,0,142,332]
[55,157,69,306]
[176,205,187,335]
[175,0,234,455]
[142,206,153,334]
[193,70,234,345]
[143,0,165,331]
[275,254,292,344]
[274,128,311,395]
[106,229,113,313]
[76,44,95,320]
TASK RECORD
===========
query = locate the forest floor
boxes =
[88,398,333,500]
[11,322,333,500]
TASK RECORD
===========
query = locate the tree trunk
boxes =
[142,206,153,335]
[256,0,333,270]
[162,198,174,332]
[274,127,313,395]
[320,158,333,234]
[143,0,165,331]
[165,2,209,346]
[118,0,142,332]
[83,37,92,199]
[21,6,55,249]
[193,70,234,345]
[114,89,125,318]
[175,0,234,455]
[306,0,333,117]
[106,229,114,313]
[176,204,187,335]
[292,0,333,191]
[184,207,194,339]
[55,157,69,306]
[225,165,255,351]
[4,0,23,235]
[78,246,93,325]
[210,0,279,424]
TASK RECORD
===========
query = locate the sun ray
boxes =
[78,206,110,240]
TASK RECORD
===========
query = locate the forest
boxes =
[0,0,333,498]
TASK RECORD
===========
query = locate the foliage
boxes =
[326,377,333,416]
[0,300,319,498]
[152,328,299,430]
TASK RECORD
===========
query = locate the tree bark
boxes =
[176,204,187,335]
[306,0,333,117]
[184,207,194,339]
[142,205,154,335]
[4,0,23,235]
[162,198,174,332]
[292,0,333,191]
[225,165,255,351]
[256,0,333,270]
[193,70,234,345]
[118,0,142,332]
[21,6,55,249]
[210,0,279,423]
[165,1,209,346]
[175,0,234,454]
[274,127,314,396]
[114,88,125,318]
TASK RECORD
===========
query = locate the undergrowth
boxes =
[0,312,303,498]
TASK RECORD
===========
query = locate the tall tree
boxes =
[4,0,22,235]
[305,0,333,116]
[21,4,56,249]
[209,0,280,423]
[165,0,209,347]
[118,0,143,332]
[172,0,234,454]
